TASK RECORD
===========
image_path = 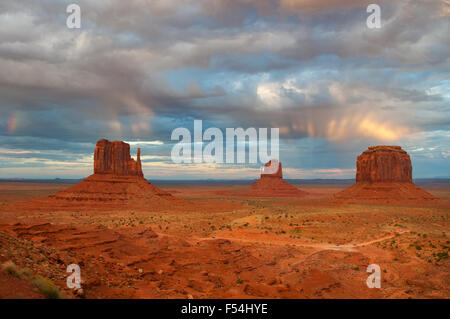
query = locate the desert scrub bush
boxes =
[19,267,33,279]
[32,275,62,299]
[436,251,449,261]
[2,262,62,298]
[1,260,20,277]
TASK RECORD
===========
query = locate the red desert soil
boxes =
[0,144,448,299]
[0,271,44,299]
[0,181,449,299]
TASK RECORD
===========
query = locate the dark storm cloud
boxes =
[0,0,448,178]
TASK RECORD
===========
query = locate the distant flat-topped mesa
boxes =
[356,146,412,183]
[250,160,307,197]
[335,146,438,204]
[94,139,143,177]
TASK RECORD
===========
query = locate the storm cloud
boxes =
[0,0,449,179]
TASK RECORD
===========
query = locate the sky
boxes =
[0,0,449,180]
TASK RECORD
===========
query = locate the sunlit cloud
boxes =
[0,0,448,179]
[0,148,41,155]
[142,161,260,179]
[284,168,356,179]
[358,118,409,141]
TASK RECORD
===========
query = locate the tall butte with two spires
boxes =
[250,159,307,197]
[334,146,438,204]
[45,139,177,208]
[93,139,144,177]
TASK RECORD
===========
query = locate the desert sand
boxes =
[0,143,448,299]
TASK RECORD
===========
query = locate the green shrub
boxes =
[32,276,62,299]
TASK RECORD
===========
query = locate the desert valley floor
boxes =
[0,181,449,299]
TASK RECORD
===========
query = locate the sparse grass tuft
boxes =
[31,275,62,299]
[1,261,63,299]
[19,267,33,279]
[1,261,20,277]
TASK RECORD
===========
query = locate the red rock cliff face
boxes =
[260,160,283,179]
[356,146,412,183]
[94,139,143,177]
[249,159,307,197]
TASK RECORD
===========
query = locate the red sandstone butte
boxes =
[356,146,412,183]
[335,146,438,204]
[250,160,307,197]
[40,139,178,208]
[94,139,143,177]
